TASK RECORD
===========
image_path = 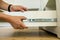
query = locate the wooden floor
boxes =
[0,27,59,40]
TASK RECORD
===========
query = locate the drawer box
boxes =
[0,11,57,27]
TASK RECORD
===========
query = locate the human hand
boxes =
[7,16,27,29]
[10,5,28,12]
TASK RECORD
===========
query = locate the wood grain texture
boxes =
[0,27,59,40]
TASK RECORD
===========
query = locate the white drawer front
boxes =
[0,11,57,27]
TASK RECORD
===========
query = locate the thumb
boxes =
[19,16,27,20]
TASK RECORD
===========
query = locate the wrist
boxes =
[0,13,11,21]
[0,13,6,19]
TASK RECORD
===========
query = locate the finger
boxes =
[21,7,28,11]
[13,7,24,12]
[10,10,15,12]
[19,26,24,29]
[17,7,27,11]
[11,23,24,29]
[19,21,27,29]
[10,8,15,12]
[14,22,25,29]
[16,8,25,12]
[19,9,24,12]
[16,23,24,29]
[11,23,19,29]
[19,16,27,20]
[10,6,16,12]
[18,6,28,11]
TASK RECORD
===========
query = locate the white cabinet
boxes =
[42,0,60,38]
[55,0,60,38]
